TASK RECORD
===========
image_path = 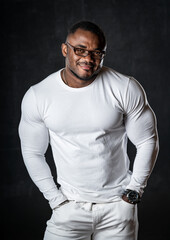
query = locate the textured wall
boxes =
[1,0,169,239]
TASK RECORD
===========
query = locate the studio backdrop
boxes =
[1,0,169,239]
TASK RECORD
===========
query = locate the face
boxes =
[61,28,106,81]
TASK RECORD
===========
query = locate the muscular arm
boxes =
[18,87,67,209]
[124,78,159,195]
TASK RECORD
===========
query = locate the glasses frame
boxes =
[65,42,106,60]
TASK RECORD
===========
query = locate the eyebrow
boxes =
[76,44,87,48]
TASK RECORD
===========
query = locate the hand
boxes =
[122,194,135,205]
[53,200,69,210]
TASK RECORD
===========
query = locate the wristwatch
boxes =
[122,189,141,204]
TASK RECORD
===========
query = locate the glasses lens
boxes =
[75,48,87,56]
[75,49,104,59]
[93,51,104,59]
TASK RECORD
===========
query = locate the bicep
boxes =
[19,117,49,156]
[125,104,158,147]
[18,87,49,157]
[124,78,158,146]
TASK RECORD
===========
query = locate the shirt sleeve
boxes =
[18,87,67,209]
[124,77,159,195]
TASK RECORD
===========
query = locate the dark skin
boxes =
[122,194,135,204]
[61,28,105,88]
[61,28,136,205]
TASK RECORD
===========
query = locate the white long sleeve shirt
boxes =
[18,67,159,209]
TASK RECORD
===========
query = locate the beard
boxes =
[69,68,97,81]
[69,62,101,81]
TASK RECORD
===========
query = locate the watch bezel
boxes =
[124,189,141,204]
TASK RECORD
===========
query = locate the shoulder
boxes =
[21,69,62,108]
[22,69,62,102]
[101,66,130,83]
[99,66,131,93]
[98,66,131,94]
[100,66,145,94]
[99,67,147,111]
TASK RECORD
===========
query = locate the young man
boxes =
[19,21,159,240]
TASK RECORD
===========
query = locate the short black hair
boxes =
[67,21,106,49]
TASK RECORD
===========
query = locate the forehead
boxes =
[67,29,102,49]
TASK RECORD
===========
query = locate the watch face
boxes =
[128,191,139,201]
[124,189,141,204]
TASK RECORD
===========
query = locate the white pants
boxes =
[44,198,138,240]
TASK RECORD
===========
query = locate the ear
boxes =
[61,43,67,57]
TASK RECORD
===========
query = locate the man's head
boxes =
[67,21,106,50]
[61,21,106,82]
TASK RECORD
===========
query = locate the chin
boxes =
[79,74,95,81]
[71,69,96,81]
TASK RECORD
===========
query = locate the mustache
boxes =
[77,61,95,67]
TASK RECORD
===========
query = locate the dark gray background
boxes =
[1,0,169,239]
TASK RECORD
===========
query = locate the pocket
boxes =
[51,200,83,230]
[121,198,136,208]
[53,200,72,212]
[117,198,137,223]
[52,200,75,227]
[110,198,138,234]
[53,200,70,211]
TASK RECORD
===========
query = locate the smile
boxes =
[78,62,94,71]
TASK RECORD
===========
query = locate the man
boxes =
[19,21,159,240]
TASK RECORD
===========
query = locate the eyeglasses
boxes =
[66,42,106,60]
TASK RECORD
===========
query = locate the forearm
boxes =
[21,148,67,209]
[126,136,159,195]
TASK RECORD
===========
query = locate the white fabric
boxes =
[44,199,138,240]
[18,67,159,209]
